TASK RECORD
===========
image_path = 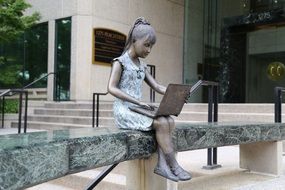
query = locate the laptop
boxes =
[129,84,192,118]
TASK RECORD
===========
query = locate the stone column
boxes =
[126,154,178,190]
[70,15,92,101]
[240,141,282,176]
[47,20,55,101]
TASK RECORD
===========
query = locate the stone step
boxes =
[181,103,284,113]
[34,108,113,117]
[33,106,284,118]
[11,121,94,130]
[176,112,285,122]
[42,102,285,114]
[44,102,113,110]
[25,115,115,126]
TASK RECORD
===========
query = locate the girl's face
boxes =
[133,36,154,58]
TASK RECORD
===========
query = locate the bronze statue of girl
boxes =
[108,17,191,182]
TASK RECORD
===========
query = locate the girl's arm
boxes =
[108,61,150,107]
[144,69,167,95]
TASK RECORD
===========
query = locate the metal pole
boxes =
[275,87,282,123]
[18,92,23,134]
[24,91,28,133]
[96,94,99,127]
[213,86,218,164]
[203,85,221,169]
[208,86,213,122]
[92,93,95,128]
[85,163,118,190]
[153,66,156,102]
[207,86,213,166]
[2,96,5,128]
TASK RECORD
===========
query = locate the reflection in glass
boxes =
[184,0,285,103]
[0,22,48,89]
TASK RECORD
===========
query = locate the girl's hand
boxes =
[139,102,153,110]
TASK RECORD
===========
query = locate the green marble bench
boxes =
[0,122,284,190]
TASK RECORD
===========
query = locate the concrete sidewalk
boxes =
[177,146,281,190]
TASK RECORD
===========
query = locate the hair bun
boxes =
[134,17,150,26]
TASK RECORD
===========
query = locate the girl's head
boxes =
[123,17,156,55]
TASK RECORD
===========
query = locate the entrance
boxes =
[184,0,285,103]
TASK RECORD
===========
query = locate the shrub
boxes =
[0,99,19,113]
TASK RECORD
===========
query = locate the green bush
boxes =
[0,99,19,113]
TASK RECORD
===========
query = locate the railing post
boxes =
[148,64,156,102]
[213,85,218,165]
[91,93,108,128]
[1,96,5,128]
[18,92,23,134]
[96,94,99,127]
[275,87,282,123]
[24,91,28,133]
[207,85,213,166]
[92,93,95,128]
[203,84,221,169]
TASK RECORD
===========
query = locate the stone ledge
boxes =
[0,122,285,190]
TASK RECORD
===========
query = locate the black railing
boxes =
[92,92,108,128]
[84,163,119,190]
[188,80,221,169]
[0,90,28,133]
[147,64,156,102]
[0,72,56,133]
[274,86,285,123]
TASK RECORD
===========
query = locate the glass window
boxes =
[184,0,285,103]
[0,22,48,89]
[54,17,71,101]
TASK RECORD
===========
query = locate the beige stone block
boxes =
[126,154,178,190]
[70,15,93,101]
[240,141,282,176]
[77,0,92,15]
[93,0,129,24]
[47,21,55,101]
[26,0,76,22]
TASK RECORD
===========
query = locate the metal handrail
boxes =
[22,72,56,89]
[0,72,56,132]
[92,92,108,128]
[274,86,285,123]
[147,64,156,102]
[1,90,28,133]
[187,80,221,169]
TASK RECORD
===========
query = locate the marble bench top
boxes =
[1,122,285,190]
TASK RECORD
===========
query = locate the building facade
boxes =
[24,0,185,102]
[1,0,285,103]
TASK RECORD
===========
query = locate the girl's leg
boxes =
[153,117,178,181]
[163,116,192,181]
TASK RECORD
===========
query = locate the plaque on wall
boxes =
[93,28,126,65]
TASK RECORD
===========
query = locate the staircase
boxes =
[11,101,285,132]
